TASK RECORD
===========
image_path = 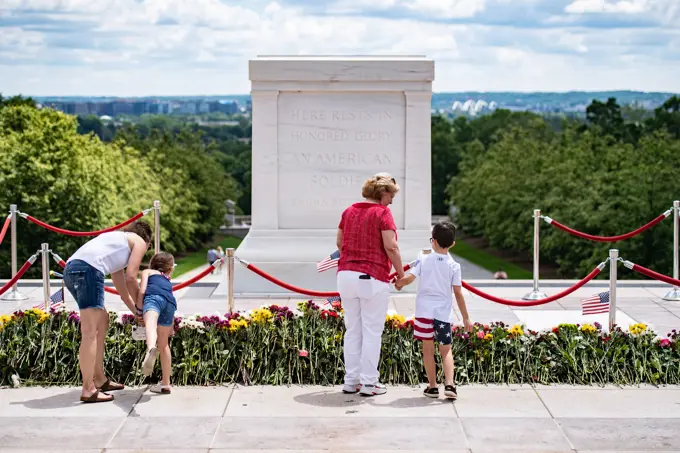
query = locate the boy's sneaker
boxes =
[359,383,387,397]
[444,385,457,400]
[142,346,158,376]
[342,383,361,394]
[423,386,439,398]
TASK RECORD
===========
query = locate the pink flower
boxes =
[477,331,485,339]
[659,338,671,348]
[298,349,308,357]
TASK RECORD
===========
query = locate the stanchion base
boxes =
[662,287,680,302]
[1,289,29,301]
[522,289,548,301]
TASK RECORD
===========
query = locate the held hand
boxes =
[463,317,473,333]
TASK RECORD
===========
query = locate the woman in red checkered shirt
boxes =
[336,173,405,397]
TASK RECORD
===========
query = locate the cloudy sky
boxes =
[1,0,679,96]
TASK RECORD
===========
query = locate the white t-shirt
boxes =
[410,252,462,322]
[68,231,131,276]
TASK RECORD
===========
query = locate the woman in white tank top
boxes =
[63,221,152,403]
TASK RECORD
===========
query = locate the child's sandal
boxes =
[150,384,171,394]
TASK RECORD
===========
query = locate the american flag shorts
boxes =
[413,318,453,345]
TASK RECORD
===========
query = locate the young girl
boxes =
[137,251,177,394]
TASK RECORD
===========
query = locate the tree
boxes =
[646,95,680,139]
[114,125,241,250]
[0,94,36,110]
[0,106,159,278]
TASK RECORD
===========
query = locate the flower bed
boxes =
[1,302,679,387]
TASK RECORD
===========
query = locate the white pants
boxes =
[337,270,390,386]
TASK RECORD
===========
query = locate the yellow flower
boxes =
[580,324,596,334]
[484,333,493,341]
[0,314,12,325]
[385,313,406,328]
[250,308,274,325]
[25,308,45,317]
[37,314,50,324]
[228,319,248,333]
[509,324,524,336]
[629,323,647,335]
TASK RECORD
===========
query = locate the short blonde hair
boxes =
[361,173,400,201]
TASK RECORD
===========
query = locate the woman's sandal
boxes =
[80,390,114,403]
[98,377,125,392]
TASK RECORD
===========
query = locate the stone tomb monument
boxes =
[233,56,434,294]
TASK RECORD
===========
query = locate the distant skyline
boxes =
[1,0,679,96]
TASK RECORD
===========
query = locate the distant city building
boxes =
[451,99,497,116]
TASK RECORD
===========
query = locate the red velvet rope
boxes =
[0,215,10,246]
[244,263,340,298]
[0,258,35,297]
[25,212,145,237]
[461,266,603,306]
[630,263,680,287]
[245,260,603,306]
[549,214,667,242]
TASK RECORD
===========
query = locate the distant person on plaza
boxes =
[207,248,217,274]
[138,252,177,394]
[336,172,404,397]
[494,268,508,280]
[395,221,473,400]
[216,246,225,274]
[63,221,152,403]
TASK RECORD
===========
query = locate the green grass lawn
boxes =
[173,236,242,277]
[451,238,533,279]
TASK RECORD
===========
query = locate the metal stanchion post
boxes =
[227,248,235,314]
[609,249,618,331]
[2,204,28,301]
[153,200,161,254]
[663,200,680,301]
[41,243,50,311]
[523,209,548,300]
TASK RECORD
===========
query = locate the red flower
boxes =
[298,349,308,357]
[552,327,560,334]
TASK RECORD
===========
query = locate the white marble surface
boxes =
[238,56,434,293]
[249,55,435,83]
[277,92,406,229]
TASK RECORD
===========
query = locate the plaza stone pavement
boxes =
[2,384,680,452]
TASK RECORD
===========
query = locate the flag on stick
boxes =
[317,250,340,273]
[581,291,610,315]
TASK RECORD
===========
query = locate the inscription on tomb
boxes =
[277,93,406,229]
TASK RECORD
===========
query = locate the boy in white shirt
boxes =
[395,221,473,399]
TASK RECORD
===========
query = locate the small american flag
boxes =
[34,288,65,311]
[581,291,610,315]
[317,250,340,273]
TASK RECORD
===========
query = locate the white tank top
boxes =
[68,231,132,276]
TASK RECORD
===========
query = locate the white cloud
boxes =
[405,0,486,18]
[0,0,678,95]
[565,0,649,14]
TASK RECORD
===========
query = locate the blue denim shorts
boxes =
[64,259,105,310]
[143,294,176,327]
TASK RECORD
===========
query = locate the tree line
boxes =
[437,96,680,278]
[0,99,242,277]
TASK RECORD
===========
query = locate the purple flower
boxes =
[121,314,135,325]
[67,312,80,324]
[594,322,602,330]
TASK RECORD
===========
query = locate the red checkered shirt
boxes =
[337,202,397,282]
